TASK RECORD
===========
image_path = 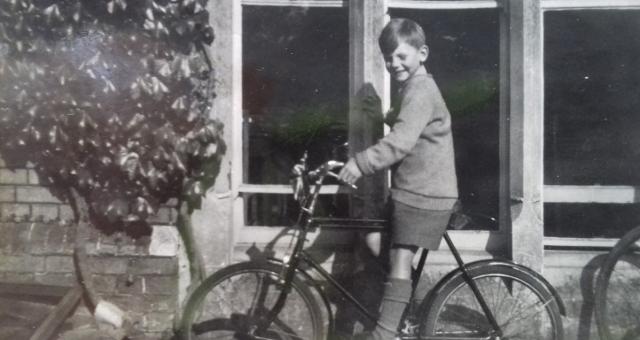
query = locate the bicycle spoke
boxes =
[423,269,561,340]
[500,297,553,327]
[182,264,323,340]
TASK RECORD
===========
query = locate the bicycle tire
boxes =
[178,261,325,340]
[420,264,563,340]
[595,225,640,340]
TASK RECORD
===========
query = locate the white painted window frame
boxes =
[540,0,640,248]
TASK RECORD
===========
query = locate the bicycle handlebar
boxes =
[298,160,357,190]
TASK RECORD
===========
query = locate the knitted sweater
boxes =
[355,70,458,210]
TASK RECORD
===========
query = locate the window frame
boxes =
[388,0,499,9]
[231,1,351,252]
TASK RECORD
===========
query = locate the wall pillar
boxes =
[190,0,237,275]
[505,0,545,271]
[348,0,388,219]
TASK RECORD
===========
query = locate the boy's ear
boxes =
[419,45,429,63]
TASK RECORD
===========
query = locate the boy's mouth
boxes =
[393,70,409,79]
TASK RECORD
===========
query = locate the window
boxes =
[243,6,349,185]
[241,4,349,226]
[235,1,504,241]
[389,8,501,228]
[543,10,640,238]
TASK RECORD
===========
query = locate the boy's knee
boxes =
[365,232,382,257]
[389,246,417,279]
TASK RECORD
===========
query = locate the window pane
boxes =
[545,203,640,238]
[390,9,500,228]
[544,11,640,185]
[543,11,640,238]
[243,6,349,184]
[244,193,350,226]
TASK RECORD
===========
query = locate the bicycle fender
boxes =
[421,259,566,316]
[266,258,335,334]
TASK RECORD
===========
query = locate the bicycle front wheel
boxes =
[178,261,325,340]
[595,225,640,340]
[420,265,563,340]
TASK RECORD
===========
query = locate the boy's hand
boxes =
[338,158,363,186]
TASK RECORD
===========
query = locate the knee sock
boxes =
[367,278,412,340]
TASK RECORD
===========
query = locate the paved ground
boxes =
[0,296,52,339]
[0,295,134,340]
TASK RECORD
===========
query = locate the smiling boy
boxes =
[339,18,458,340]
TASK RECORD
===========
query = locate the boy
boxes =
[339,18,458,340]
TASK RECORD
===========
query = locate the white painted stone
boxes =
[149,225,179,257]
[94,300,125,328]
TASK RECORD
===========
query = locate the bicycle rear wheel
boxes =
[178,261,325,340]
[595,225,640,340]
[420,264,563,340]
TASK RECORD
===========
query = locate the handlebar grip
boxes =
[305,160,357,189]
[326,171,357,190]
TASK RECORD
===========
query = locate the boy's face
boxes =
[383,40,428,83]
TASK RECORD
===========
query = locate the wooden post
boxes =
[29,286,82,340]
[505,0,545,271]
[348,0,388,219]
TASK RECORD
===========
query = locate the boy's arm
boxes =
[355,82,434,175]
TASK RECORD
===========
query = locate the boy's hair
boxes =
[378,18,426,55]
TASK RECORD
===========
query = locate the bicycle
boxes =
[177,153,566,340]
[595,225,640,340]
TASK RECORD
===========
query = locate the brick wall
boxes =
[0,160,181,339]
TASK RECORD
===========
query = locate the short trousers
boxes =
[390,200,453,250]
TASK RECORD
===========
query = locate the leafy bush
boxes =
[0,0,223,230]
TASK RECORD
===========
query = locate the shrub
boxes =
[0,0,223,230]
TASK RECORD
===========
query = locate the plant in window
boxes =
[0,0,222,333]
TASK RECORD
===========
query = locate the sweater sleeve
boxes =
[355,80,434,175]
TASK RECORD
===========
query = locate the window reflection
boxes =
[545,203,640,238]
[242,6,349,185]
[544,10,640,186]
[244,193,350,227]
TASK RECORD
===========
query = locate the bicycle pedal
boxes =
[400,320,419,336]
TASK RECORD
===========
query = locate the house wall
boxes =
[199,1,640,340]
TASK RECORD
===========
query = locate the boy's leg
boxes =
[360,246,415,340]
[346,232,388,336]
[365,231,383,257]
[389,246,416,280]
[359,231,389,273]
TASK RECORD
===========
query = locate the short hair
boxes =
[378,18,426,55]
